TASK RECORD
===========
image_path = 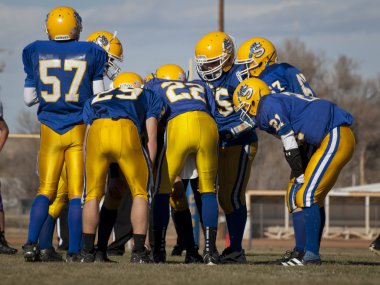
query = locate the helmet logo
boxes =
[95,35,109,47]
[238,84,253,100]
[249,42,265,58]
[223,37,233,55]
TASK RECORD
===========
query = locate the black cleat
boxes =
[369,234,380,256]
[282,256,321,266]
[184,252,203,264]
[79,250,96,263]
[0,232,17,255]
[171,244,185,256]
[65,252,83,263]
[276,248,305,265]
[40,247,63,262]
[94,250,117,263]
[219,247,247,264]
[152,250,166,263]
[22,243,40,262]
[130,248,151,264]
[203,250,219,265]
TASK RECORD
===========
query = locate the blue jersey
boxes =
[145,78,216,122]
[260,63,316,97]
[256,92,353,146]
[83,87,163,133]
[22,40,108,134]
[206,64,258,147]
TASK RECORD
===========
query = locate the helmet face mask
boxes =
[195,32,235,82]
[45,6,82,41]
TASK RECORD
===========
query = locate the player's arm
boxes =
[23,87,39,107]
[0,118,9,153]
[92,80,105,95]
[145,117,158,165]
[281,130,304,183]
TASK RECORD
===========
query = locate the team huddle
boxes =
[20,6,356,266]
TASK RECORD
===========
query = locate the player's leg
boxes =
[64,124,86,259]
[0,184,17,254]
[193,112,219,264]
[217,142,257,264]
[117,119,151,263]
[293,126,355,265]
[23,124,65,261]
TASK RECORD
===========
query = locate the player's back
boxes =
[259,63,315,97]
[258,93,353,145]
[145,78,215,122]
[22,40,107,134]
[83,87,162,133]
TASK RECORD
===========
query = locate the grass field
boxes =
[0,240,379,285]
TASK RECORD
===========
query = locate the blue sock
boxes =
[27,195,50,244]
[292,211,306,252]
[68,198,82,254]
[201,193,218,228]
[38,214,56,250]
[152,194,170,229]
[225,206,247,252]
[303,203,321,258]
[319,207,326,246]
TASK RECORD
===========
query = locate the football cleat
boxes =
[203,250,220,265]
[130,248,151,264]
[171,244,185,257]
[276,248,305,265]
[65,252,83,263]
[22,243,40,262]
[369,234,380,256]
[184,251,203,264]
[219,247,247,264]
[94,250,117,263]
[152,250,166,263]
[40,247,63,262]
[282,256,322,266]
[0,232,17,255]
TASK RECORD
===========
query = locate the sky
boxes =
[0,0,379,132]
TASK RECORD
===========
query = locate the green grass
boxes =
[0,247,379,285]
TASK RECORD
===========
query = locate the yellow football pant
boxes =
[156,111,218,196]
[85,119,150,202]
[296,126,355,208]
[37,124,86,200]
[218,142,257,214]
[48,166,69,219]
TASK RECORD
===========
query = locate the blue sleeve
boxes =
[22,45,36,88]
[83,99,93,125]
[146,89,164,120]
[93,45,108,81]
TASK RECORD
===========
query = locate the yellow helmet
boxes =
[144,73,155,83]
[235,37,277,82]
[194,31,235,81]
[45,6,82,41]
[233,78,271,126]
[86,30,123,80]
[155,64,187,81]
[113,72,143,89]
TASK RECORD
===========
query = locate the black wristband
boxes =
[283,148,304,179]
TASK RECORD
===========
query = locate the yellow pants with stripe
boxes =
[37,124,86,200]
[48,166,69,219]
[295,126,355,208]
[85,119,150,202]
[218,142,257,214]
[156,111,218,196]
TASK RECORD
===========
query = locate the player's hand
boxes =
[171,180,185,200]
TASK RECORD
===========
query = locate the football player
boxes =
[0,100,17,255]
[369,234,380,256]
[80,71,162,264]
[147,64,220,265]
[22,6,108,262]
[194,31,257,263]
[233,78,355,265]
[235,37,317,263]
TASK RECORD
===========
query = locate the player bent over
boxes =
[233,78,355,265]
[80,75,162,263]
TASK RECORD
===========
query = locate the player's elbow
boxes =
[23,87,39,107]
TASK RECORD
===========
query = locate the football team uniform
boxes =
[22,40,108,256]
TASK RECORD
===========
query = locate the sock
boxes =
[303,203,321,257]
[173,209,196,252]
[319,207,326,246]
[201,193,218,228]
[152,194,170,229]
[38,214,56,250]
[82,233,96,253]
[225,206,247,252]
[204,226,217,253]
[97,206,118,252]
[133,234,146,252]
[68,198,82,254]
[171,209,184,248]
[27,195,50,244]
[152,228,167,253]
[292,210,306,252]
